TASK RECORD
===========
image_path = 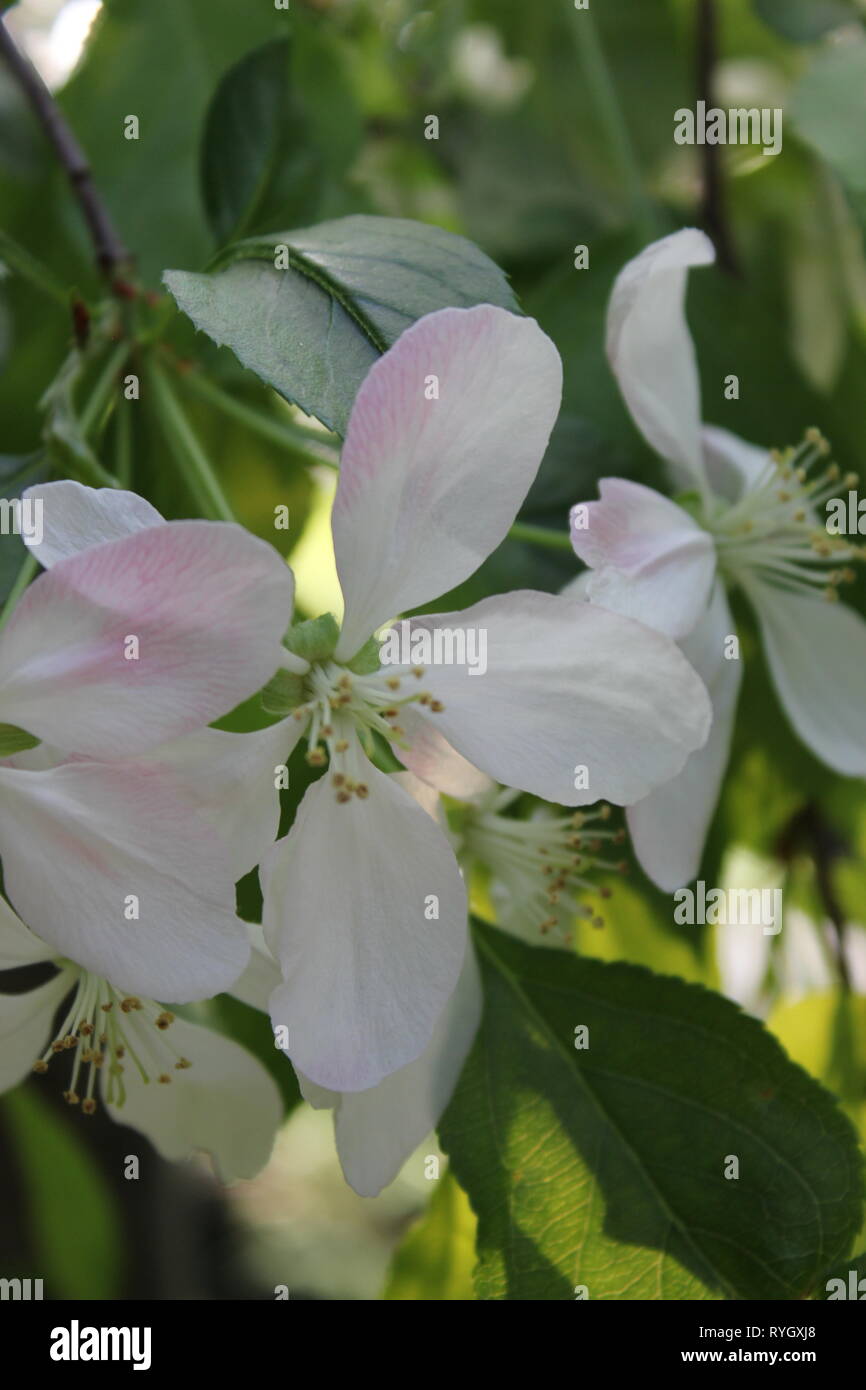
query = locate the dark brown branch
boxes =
[776,803,851,992]
[0,15,131,278]
[696,0,739,275]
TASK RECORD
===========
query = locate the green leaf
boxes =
[201,39,322,247]
[3,1087,122,1298]
[384,1171,477,1301]
[440,923,864,1301]
[790,45,866,201]
[164,215,519,434]
[57,0,290,284]
[754,0,860,43]
[768,992,866,1139]
[0,723,40,757]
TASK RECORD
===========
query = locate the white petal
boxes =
[0,762,249,1001]
[0,972,73,1093]
[606,229,714,490]
[22,481,164,568]
[0,521,294,757]
[330,942,482,1197]
[0,894,55,969]
[105,1014,282,1182]
[262,763,468,1091]
[392,769,445,823]
[392,591,712,806]
[571,477,716,639]
[230,923,281,1013]
[394,707,494,801]
[701,426,771,503]
[626,585,741,890]
[123,718,301,881]
[332,305,562,659]
[747,579,866,775]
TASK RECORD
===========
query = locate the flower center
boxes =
[705,430,863,601]
[293,659,444,801]
[458,791,626,942]
[32,971,191,1113]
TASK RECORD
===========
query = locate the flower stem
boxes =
[569,7,656,243]
[508,521,574,552]
[80,341,128,438]
[178,368,340,470]
[149,363,236,522]
[0,229,68,307]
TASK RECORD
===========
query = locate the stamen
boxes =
[31,971,193,1117]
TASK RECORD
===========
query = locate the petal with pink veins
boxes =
[0,520,297,757]
[570,477,716,639]
[332,305,562,660]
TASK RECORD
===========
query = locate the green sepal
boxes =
[0,723,40,757]
[260,669,307,715]
[346,635,381,674]
[284,612,339,664]
[673,489,704,523]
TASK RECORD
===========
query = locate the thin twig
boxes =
[777,803,851,992]
[696,0,738,275]
[0,15,130,278]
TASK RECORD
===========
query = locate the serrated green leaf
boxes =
[164,215,519,435]
[384,1171,477,1301]
[440,923,864,1301]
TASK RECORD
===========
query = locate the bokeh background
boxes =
[1,0,866,1299]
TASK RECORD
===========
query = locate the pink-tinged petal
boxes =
[22,481,164,568]
[106,1014,282,1182]
[327,942,482,1197]
[122,718,301,881]
[391,591,712,807]
[606,229,714,490]
[627,585,741,890]
[332,305,562,659]
[0,894,55,968]
[746,579,866,775]
[0,521,295,757]
[0,762,249,1001]
[262,762,468,1091]
[0,972,74,1093]
[571,477,716,639]
[701,426,772,504]
[394,707,494,801]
